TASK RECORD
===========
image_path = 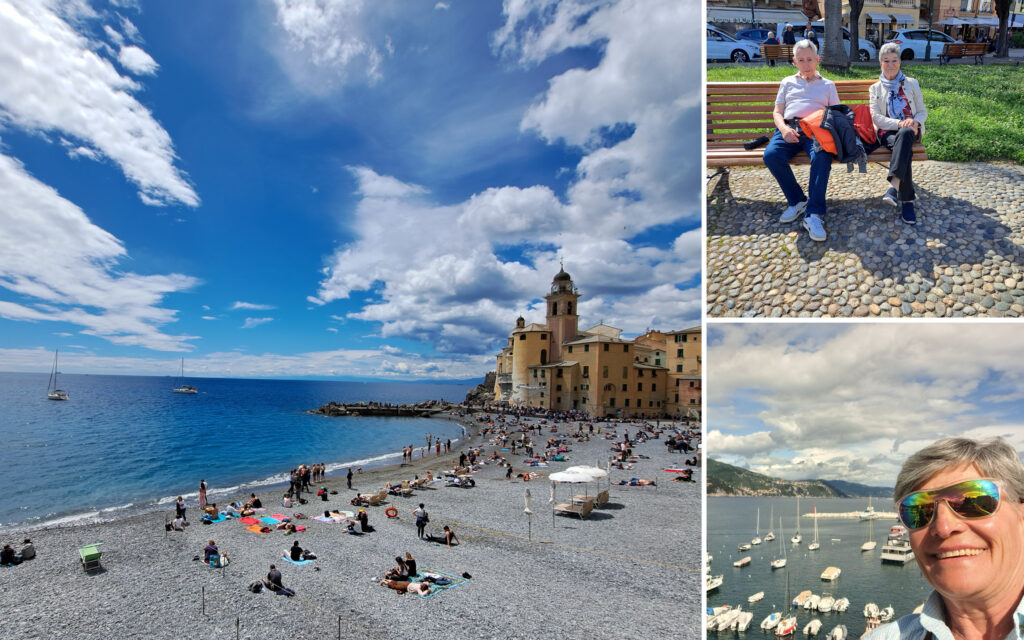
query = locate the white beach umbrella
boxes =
[548,470,593,525]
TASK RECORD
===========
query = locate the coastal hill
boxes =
[707,458,893,498]
[464,371,496,405]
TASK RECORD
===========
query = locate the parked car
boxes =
[707,25,762,62]
[775,22,878,60]
[884,29,961,60]
[734,28,774,43]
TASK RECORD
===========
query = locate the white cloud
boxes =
[103,24,123,46]
[201,316,216,320]
[434,1,450,9]
[0,0,198,206]
[241,317,274,329]
[269,0,385,90]
[231,301,276,311]
[0,153,199,351]
[117,45,158,75]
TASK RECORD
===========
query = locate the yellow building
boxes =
[493,268,699,419]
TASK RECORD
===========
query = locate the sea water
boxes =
[707,497,933,637]
[0,372,472,530]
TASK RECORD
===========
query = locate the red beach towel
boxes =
[239,517,260,525]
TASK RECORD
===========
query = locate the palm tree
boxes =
[820,0,849,71]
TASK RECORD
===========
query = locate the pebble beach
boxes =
[1,410,700,640]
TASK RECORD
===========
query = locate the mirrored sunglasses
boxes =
[897,478,1001,530]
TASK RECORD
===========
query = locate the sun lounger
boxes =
[400,481,416,496]
[595,489,609,506]
[553,499,594,519]
[78,542,103,571]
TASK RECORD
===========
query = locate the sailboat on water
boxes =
[47,349,69,401]
[764,504,776,541]
[861,509,877,551]
[172,358,198,394]
[752,507,762,545]
[791,495,802,544]
[771,517,787,569]
[808,504,820,550]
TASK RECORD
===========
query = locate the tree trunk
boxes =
[848,0,865,63]
[821,0,849,71]
[995,0,1011,57]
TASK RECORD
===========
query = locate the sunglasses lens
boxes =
[899,479,1000,530]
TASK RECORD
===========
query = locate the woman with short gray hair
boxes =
[868,43,927,225]
[866,436,1024,640]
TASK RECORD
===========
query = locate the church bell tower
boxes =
[545,263,580,358]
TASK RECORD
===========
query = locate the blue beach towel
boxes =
[259,517,281,525]
[203,513,228,524]
[281,554,314,566]
[412,568,469,599]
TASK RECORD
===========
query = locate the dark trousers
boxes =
[868,127,916,202]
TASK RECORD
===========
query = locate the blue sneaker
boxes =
[803,214,827,242]
[883,187,899,207]
[901,201,916,225]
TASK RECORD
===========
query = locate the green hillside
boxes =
[707,458,841,497]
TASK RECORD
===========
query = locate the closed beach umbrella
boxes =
[525,488,533,540]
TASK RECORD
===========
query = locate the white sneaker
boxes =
[803,214,827,242]
[779,199,807,223]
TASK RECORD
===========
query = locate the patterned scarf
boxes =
[878,70,908,120]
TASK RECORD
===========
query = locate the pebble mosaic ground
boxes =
[707,160,1024,317]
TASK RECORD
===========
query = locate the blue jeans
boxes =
[762,129,832,217]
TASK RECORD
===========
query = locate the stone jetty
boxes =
[308,400,451,417]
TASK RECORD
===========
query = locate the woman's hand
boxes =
[781,125,800,144]
[899,119,919,134]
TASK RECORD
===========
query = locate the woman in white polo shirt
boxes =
[762,39,839,242]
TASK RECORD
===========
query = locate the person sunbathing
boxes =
[385,556,409,580]
[350,494,369,507]
[379,579,430,595]
[613,478,656,486]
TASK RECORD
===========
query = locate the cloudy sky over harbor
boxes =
[707,323,1024,488]
[0,0,701,380]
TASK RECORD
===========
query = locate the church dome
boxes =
[553,269,572,282]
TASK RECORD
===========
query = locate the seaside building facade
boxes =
[492,269,701,419]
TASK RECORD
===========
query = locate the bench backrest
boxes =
[707,79,876,144]
[942,42,966,56]
[963,42,987,55]
[759,44,794,60]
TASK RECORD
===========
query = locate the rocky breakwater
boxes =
[308,400,451,417]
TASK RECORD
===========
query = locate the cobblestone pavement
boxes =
[707,160,1024,317]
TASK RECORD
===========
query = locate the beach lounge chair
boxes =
[553,499,594,519]
[368,490,387,506]
[78,542,103,571]
[595,490,609,506]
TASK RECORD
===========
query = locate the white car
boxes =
[776,22,877,61]
[885,29,961,60]
[707,25,762,63]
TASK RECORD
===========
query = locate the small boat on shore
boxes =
[804,619,823,636]
[820,566,841,581]
[734,556,751,567]
[749,591,764,603]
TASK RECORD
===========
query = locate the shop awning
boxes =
[934,17,967,25]
[973,16,1000,26]
[890,14,916,24]
[707,7,808,25]
[865,12,892,22]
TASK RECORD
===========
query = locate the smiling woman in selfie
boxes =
[866,437,1024,640]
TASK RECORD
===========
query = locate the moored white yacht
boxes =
[820,566,842,581]
[880,524,915,564]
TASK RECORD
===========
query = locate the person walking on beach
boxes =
[445,438,451,453]
[413,503,428,539]
[199,479,208,510]
[175,496,186,522]
[347,467,353,490]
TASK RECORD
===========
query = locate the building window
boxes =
[567,346,573,353]
[541,333,546,340]
[625,398,630,407]
[652,383,657,392]
[655,358,661,366]
[677,348,684,357]
[519,334,526,341]
[676,365,683,373]
[602,366,609,379]
[637,383,643,391]
[603,343,609,352]
[556,368,563,378]
[690,398,696,404]
[675,334,685,343]
[584,344,589,352]
[675,393,679,402]
[649,401,654,407]
[623,344,629,353]
[621,384,627,392]
[567,302,573,314]
[550,302,557,315]
[638,369,644,377]
[532,370,537,378]
[690,381,695,388]
[582,366,589,378]
[540,370,545,378]
[540,349,547,365]
[556,384,562,391]
[609,397,616,407]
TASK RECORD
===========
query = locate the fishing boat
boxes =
[734,556,751,567]
[804,594,821,611]
[771,517,787,569]
[738,542,752,551]
[863,603,879,618]
[808,505,820,551]
[47,349,69,401]
[172,358,198,394]
[861,513,877,551]
[749,591,765,603]
[713,607,743,631]
[880,524,916,565]
[791,495,802,544]
[776,616,798,636]
[752,507,762,545]
[764,504,776,542]
[707,574,724,593]
[818,595,835,613]
[792,590,813,608]
[734,611,754,631]
[825,624,847,640]
[833,598,850,612]
[820,566,841,581]
[804,619,823,636]
[761,612,782,631]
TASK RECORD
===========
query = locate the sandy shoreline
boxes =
[2,409,701,640]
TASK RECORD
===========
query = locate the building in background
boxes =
[493,269,700,419]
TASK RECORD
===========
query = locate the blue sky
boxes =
[708,324,1024,487]
[0,0,702,380]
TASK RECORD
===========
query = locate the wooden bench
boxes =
[759,44,794,65]
[707,79,927,169]
[939,42,988,65]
